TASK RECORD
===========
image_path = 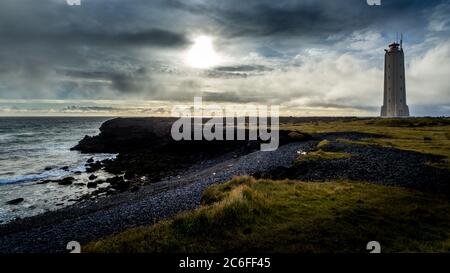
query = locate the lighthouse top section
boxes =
[386,42,402,53]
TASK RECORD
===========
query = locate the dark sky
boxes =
[0,0,449,116]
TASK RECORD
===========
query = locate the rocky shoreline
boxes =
[66,117,310,199]
[0,140,317,253]
[0,117,448,253]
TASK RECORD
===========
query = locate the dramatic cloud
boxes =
[0,0,449,116]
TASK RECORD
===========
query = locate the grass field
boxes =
[86,176,450,253]
[282,117,450,169]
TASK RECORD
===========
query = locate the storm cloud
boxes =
[0,0,449,116]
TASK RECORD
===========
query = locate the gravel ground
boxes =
[267,133,450,195]
[0,141,316,253]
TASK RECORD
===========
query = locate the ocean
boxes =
[0,117,116,223]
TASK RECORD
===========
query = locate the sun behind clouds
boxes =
[185,36,221,69]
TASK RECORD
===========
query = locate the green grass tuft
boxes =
[296,150,352,164]
[316,140,331,149]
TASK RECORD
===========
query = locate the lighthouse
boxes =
[381,38,410,117]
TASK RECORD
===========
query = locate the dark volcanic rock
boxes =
[105,176,124,185]
[71,117,303,154]
[87,182,97,188]
[113,181,131,191]
[6,198,24,205]
[57,177,75,186]
[105,176,130,191]
[37,180,52,185]
[70,117,306,185]
[87,157,94,163]
[88,174,97,181]
[71,118,177,153]
[86,161,102,172]
[123,172,135,180]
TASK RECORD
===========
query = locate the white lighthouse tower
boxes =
[381,37,410,117]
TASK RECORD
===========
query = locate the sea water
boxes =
[0,117,116,223]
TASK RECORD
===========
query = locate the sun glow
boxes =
[185,36,221,69]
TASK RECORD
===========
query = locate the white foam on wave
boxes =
[0,153,116,185]
[0,169,69,185]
